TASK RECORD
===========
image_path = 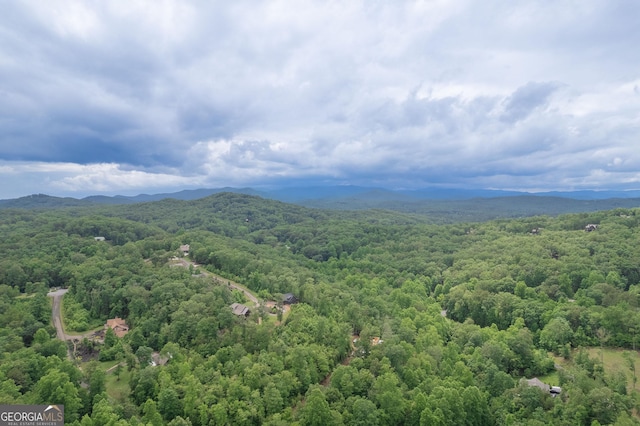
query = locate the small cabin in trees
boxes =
[231,303,251,317]
[526,377,549,392]
[282,293,298,304]
[585,224,599,232]
[151,352,169,367]
[105,317,129,338]
[180,244,190,256]
[525,378,561,397]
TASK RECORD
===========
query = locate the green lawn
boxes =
[99,360,121,370]
[104,364,131,402]
[585,347,639,392]
[16,293,37,299]
[78,359,131,402]
[538,371,560,386]
[554,348,640,393]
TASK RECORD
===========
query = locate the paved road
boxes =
[47,288,91,341]
[48,288,76,360]
[48,288,69,340]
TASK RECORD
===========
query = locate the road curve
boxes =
[174,258,260,306]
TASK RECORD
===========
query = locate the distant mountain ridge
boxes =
[4,186,640,205]
[82,187,263,204]
[2,187,640,223]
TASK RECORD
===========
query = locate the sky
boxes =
[1,0,639,199]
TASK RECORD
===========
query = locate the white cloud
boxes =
[0,1,639,198]
[0,162,197,198]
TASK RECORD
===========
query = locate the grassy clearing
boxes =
[104,364,131,402]
[585,347,640,392]
[78,359,131,402]
[15,293,37,299]
[99,360,121,370]
[553,347,640,393]
[538,371,560,386]
[260,314,276,326]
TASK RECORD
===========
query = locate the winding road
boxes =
[172,258,260,307]
[47,260,264,361]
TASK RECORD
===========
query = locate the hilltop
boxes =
[2,186,640,224]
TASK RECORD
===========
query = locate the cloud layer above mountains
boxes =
[1,1,639,198]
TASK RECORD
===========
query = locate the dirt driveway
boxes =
[172,258,260,307]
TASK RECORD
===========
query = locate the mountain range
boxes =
[2,186,640,223]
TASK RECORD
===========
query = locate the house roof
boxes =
[526,378,550,392]
[282,293,298,303]
[151,352,169,366]
[105,317,129,338]
[106,317,127,328]
[231,303,250,316]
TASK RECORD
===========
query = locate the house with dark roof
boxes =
[231,303,251,317]
[282,293,298,304]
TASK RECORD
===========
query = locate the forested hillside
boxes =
[4,190,640,225]
[2,193,640,425]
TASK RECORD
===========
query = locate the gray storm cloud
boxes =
[0,0,639,198]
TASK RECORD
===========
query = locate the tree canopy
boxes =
[2,194,640,424]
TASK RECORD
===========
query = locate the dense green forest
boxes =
[5,191,640,225]
[2,192,640,425]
